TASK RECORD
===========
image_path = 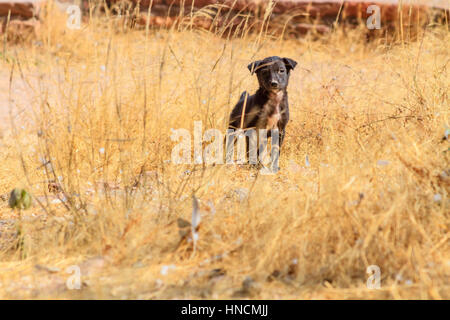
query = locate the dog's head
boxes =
[248,56,297,92]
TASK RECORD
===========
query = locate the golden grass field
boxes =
[0,2,448,299]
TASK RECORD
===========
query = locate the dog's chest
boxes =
[258,91,283,130]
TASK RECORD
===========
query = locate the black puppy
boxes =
[227,56,297,164]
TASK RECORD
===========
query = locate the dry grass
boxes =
[0,2,448,299]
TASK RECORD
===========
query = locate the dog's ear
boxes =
[248,60,262,75]
[282,57,297,72]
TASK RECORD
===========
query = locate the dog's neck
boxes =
[256,87,286,105]
[268,90,284,105]
[254,88,285,130]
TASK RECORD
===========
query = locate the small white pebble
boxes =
[160,265,176,276]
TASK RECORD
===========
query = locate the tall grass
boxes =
[0,1,448,299]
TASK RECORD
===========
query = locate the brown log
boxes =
[295,22,331,34]
[0,2,42,19]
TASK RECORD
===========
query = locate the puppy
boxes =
[227,56,297,164]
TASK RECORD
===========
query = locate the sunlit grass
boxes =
[0,2,448,299]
